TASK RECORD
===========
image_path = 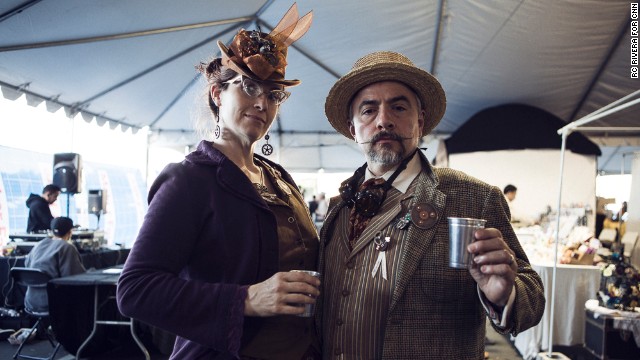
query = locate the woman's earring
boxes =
[261,133,273,156]
[212,95,221,140]
[214,116,220,139]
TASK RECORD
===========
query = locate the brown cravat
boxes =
[348,177,386,247]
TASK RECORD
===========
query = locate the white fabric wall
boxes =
[627,152,640,267]
[628,152,640,234]
[448,149,596,228]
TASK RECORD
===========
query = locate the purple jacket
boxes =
[117,141,297,359]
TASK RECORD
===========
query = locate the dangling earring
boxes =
[214,116,221,139]
[261,133,273,156]
[213,95,221,140]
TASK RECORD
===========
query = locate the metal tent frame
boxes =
[541,89,640,359]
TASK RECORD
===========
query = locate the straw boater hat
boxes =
[325,51,447,139]
[217,3,312,87]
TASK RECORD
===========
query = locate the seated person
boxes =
[24,217,86,312]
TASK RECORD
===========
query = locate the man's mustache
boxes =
[357,131,411,144]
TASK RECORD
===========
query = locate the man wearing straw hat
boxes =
[317,51,544,359]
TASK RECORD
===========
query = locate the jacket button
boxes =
[334,348,342,355]
[346,261,355,269]
[341,290,350,297]
[336,318,344,326]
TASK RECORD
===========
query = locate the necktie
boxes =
[348,177,386,247]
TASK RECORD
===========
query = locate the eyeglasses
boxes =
[223,75,291,105]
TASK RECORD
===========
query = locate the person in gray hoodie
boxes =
[25,216,85,312]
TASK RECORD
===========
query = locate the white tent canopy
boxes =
[0,0,638,172]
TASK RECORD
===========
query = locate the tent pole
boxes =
[558,90,640,134]
[580,89,640,121]
[544,129,569,359]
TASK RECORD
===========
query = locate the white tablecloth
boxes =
[512,262,601,360]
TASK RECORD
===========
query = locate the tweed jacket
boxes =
[117,140,313,359]
[317,153,545,359]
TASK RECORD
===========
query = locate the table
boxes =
[0,248,130,307]
[48,267,149,359]
[512,262,601,360]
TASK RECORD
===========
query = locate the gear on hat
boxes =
[217,3,313,87]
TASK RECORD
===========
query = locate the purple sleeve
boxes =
[228,286,250,354]
[116,164,247,355]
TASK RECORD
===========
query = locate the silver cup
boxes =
[448,217,487,268]
[290,270,321,317]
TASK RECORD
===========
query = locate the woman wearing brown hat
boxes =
[117,4,320,359]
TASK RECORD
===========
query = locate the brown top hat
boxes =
[325,51,446,139]
[217,3,312,87]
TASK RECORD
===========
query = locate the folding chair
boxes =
[10,267,61,360]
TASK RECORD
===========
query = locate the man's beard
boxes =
[366,131,406,166]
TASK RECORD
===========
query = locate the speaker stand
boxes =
[66,193,70,217]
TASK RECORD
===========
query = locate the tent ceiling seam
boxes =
[255,18,341,79]
[568,16,631,122]
[597,145,621,174]
[561,95,640,133]
[149,74,201,128]
[445,0,525,94]
[0,0,43,24]
[98,1,273,128]
[429,0,446,75]
[77,20,253,111]
[255,0,276,17]
[0,16,253,52]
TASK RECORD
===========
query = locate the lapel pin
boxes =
[410,202,439,229]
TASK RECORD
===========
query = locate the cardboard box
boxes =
[570,252,595,265]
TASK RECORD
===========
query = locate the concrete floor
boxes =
[1,321,597,359]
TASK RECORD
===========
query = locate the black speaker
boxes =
[53,153,82,194]
[88,189,106,214]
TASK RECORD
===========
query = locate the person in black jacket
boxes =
[25,184,61,233]
[308,195,318,219]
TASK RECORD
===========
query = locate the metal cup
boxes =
[448,217,487,268]
[290,270,321,317]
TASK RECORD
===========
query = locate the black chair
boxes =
[9,267,61,360]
